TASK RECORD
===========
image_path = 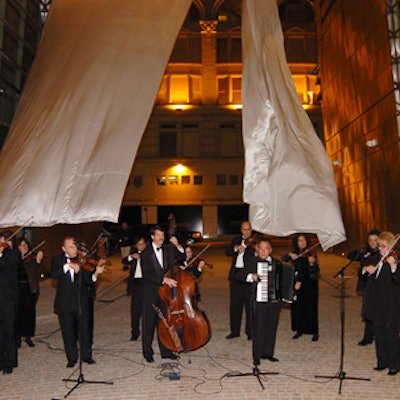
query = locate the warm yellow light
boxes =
[174,163,186,174]
[166,104,192,111]
[225,104,243,111]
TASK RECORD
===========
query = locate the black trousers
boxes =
[142,294,173,359]
[58,306,91,363]
[130,279,143,337]
[229,281,251,337]
[374,325,400,370]
[16,283,38,337]
[252,302,281,364]
[362,319,374,342]
[0,301,17,369]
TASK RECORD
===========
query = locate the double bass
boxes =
[156,246,211,353]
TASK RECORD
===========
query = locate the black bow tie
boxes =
[156,247,162,251]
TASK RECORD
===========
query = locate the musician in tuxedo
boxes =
[141,225,185,363]
[225,221,255,340]
[235,238,282,366]
[362,231,400,375]
[0,231,21,374]
[348,229,381,346]
[51,236,105,368]
[123,236,146,341]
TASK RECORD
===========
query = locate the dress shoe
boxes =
[358,339,373,346]
[2,367,13,374]
[264,356,279,362]
[312,334,319,341]
[145,355,154,363]
[292,332,302,339]
[162,354,178,360]
[373,366,387,371]
[83,358,96,364]
[388,369,399,376]
[66,361,77,368]
[25,337,35,347]
[225,333,239,339]
[130,334,139,341]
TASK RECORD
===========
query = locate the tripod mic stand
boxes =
[226,286,278,390]
[53,244,113,399]
[315,260,370,394]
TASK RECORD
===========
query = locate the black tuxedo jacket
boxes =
[141,243,185,301]
[51,254,93,313]
[226,235,255,282]
[0,248,21,303]
[124,252,141,293]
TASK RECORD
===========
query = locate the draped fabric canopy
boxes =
[242,0,346,250]
[0,0,191,227]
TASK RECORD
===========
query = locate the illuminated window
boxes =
[157,176,166,185]
[168,175,178,185]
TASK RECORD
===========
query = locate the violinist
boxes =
[348,229,381,346]
[15,238,43,348]
[51,236,105,368]
[140,225,185,363]
[362,231,400,376]
[123,236,146,341]
[0,230,21,374]
[225,221,255,340]
[282,234,319,341]
[182,246,205,279]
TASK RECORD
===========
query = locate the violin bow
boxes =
[22,240,46,260]
[299,241,320,257]
[185,243,211,269]
[5,216,34,242]
[375,233,400,277]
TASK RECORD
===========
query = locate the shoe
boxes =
[25,337,35,347]
[2,367,13,374]
[66,361,77,368]
[358,339,373,346]
[161,354,178,360]
[292,332,302,339]
[265,356,279,362]
[373,366,387,371]
[130,334,139,341]
[225,333,240,339]
[83,358,96,364]
[144,356,154,363]
[388,369,399,376]
[312,334,319,341]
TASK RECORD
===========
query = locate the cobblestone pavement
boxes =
[1,244,399,399]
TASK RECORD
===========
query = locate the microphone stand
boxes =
[315,259,370,394]
[54,243,113,399]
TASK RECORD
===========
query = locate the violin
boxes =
[244,234,258,249]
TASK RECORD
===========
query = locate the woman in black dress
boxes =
[282,234,319,341]
[16,238,43,347]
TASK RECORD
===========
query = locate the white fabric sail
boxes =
[242,0,346,250]
[0,0,191,227]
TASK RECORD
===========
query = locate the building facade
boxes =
[123,0,321,236]
[316,0,400,245]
